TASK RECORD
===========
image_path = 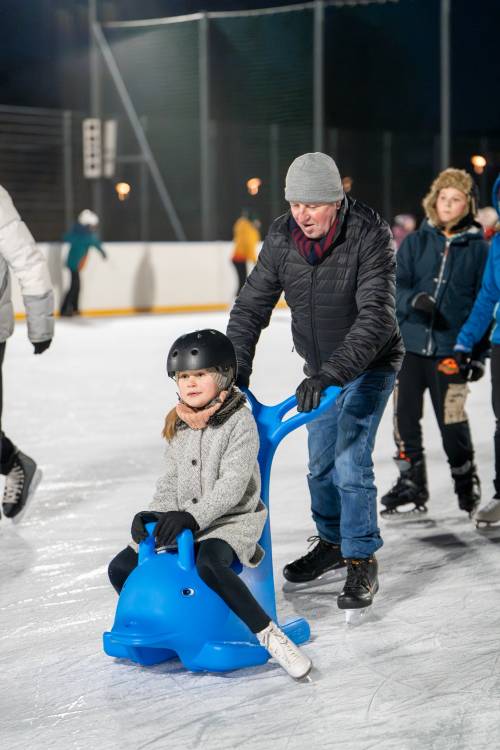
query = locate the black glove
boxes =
[236,371,250,389]
[296,372,340,413]
[411,292,436,315]
[468,361,485,382]
[453,351,485,382]
[154,511,199,548]
[131,511,164,544]
[33,339,52,355]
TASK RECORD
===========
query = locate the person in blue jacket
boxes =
[381,168,489,517]
[454,231,500,525]
[60,209,106,316]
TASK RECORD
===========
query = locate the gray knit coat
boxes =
[146,391,267,567]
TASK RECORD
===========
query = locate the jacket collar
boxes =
[420,217,483,243]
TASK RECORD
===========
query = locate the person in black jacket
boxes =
[227,152,403,615]
[381,168,489,518]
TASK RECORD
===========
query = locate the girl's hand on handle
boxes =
[154,511,199,548]
[131,511,163,544]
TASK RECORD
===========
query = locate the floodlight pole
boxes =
[440,0,451,169]
[313,0,325,153]
[89,0,103,225]
[199,14,212,240]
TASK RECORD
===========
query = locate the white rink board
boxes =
[0,311,499,750]
[11,241,246,314]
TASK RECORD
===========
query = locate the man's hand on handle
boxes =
[296,371,341,412]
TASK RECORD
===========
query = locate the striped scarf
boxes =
[289,215,339,265]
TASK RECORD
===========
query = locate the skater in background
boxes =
[391,213,416,250]
[60,209,106,317]
[454,226,500,526]
[381,169,489,518]
[108,329,312,680]
[227,152,403,614]
[0,184,54,521]
[231,210,261,295]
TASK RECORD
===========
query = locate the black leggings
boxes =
[491,345,500,493]
[393,352,474,469]
[61,270,81,315]
[108,538,271,634]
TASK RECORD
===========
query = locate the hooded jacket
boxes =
[396,220,489,357]
[227,196,404,385]
[0,185,54,344]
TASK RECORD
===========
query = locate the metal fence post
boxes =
[270,123,280,220]
[382,130,392,222]
[62,110,74,230]
[313,0,325,152]
[199,13,212,240]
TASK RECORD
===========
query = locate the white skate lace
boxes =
[3,464,24,505]
[261,626,301,664]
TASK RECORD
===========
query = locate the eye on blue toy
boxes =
[103,386,340,672]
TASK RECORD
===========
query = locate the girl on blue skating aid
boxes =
[108,329,312,680]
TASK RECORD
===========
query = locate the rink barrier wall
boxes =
[10,241,289,319]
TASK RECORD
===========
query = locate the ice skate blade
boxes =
[475,519,499,529]
[344,606,371,626]
[282,568,346,593]
[380,505,428,520]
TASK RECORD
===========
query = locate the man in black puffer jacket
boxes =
[227,152,404,614]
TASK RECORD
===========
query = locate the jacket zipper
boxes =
[310,267,321,372]
[425,237,451,355]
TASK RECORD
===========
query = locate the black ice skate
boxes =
[282,536,346,592]
[380,458,429,517]
[337,556,379,625]
[452,462,481,517]
[2,450,42,523]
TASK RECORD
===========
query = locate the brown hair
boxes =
[162,406,179,442]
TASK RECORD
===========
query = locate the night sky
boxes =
[0,0,499,136]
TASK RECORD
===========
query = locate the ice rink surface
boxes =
[1,311,499,750]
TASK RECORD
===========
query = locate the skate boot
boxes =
[452,462,481,517]
[2,450,42,523]
[337,556,379,625]
[380,457,429,516]
[282,535,346,591]
[474,493,500,528]
[256,621,312,680]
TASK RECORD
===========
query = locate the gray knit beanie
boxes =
[285,152,344,204]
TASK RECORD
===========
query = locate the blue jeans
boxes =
[306,368,397,559]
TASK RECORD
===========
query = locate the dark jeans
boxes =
[61,270,81,315]
[306,367,396,558]
[393,352,474,470]
[492,345,500,493]
[0,341,15,473]
[108,537,270,634]
[232,260,248,295]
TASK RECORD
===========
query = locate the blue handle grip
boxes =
[244,385,341,448]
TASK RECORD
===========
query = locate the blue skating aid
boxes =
[103,386,340,672]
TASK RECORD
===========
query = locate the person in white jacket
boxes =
[0,185,54,522]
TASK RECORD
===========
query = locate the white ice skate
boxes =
[257,621,312,680]
[474,497,500,528]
